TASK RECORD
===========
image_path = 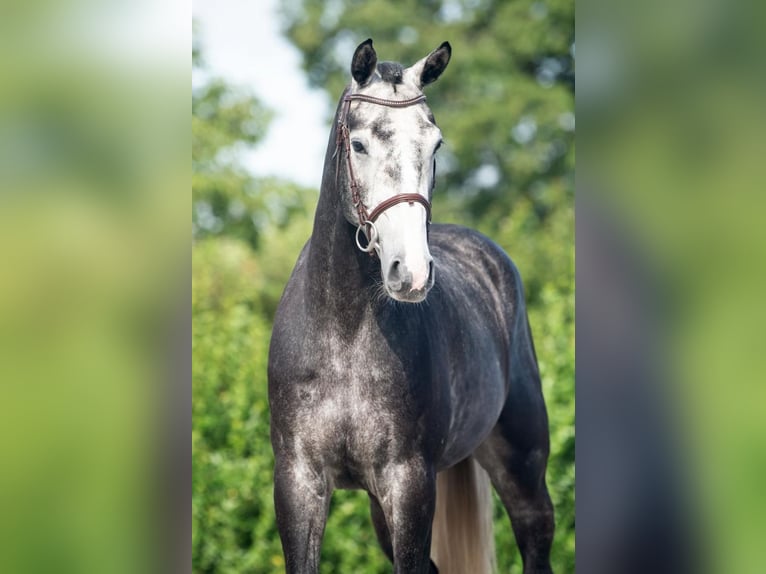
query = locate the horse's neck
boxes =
[305,153,376,326]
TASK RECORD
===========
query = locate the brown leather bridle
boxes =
[335,91,433,254]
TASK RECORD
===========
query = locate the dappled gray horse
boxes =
[268,39,554,574]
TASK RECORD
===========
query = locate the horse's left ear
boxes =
[408,42,452,88]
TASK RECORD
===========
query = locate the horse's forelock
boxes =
[377,61,404,85]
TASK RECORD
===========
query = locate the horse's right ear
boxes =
[351,38,377,87]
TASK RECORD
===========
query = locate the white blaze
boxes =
[346,71,442,300]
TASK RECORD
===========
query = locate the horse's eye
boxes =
[351,140,366,154]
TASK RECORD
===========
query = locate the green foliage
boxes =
[192,29,317,574]
[279,0,574,225]
[321,491,390,572]
[192,44,315,251]
[193,3,574,570]
[193,239,284,573]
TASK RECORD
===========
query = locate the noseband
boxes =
[335,92,433,254]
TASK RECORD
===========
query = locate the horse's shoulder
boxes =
[430,223,504,252]
[430,223,523,284]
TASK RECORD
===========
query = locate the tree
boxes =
[280,0,574,224]
[192,27,317,574]
[192,26,314,252]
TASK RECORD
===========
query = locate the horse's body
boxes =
[269,40,554,574]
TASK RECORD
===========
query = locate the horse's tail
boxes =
[431,457,496,574]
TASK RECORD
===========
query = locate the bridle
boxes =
[335,91,433,255]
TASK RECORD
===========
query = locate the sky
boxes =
[193,0,330,188]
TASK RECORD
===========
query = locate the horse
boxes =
[268,39,555,574]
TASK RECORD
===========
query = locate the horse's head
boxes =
[338,39,451,303]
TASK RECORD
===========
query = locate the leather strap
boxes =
[368,193,431,223]
[344,93,427,108]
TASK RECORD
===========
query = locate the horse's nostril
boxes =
[428,260,434,283]
[389,259,402,281]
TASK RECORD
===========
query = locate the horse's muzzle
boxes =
[385,257,434,302]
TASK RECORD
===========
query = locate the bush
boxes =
[192,239,283,573]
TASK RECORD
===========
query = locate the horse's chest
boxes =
[299,366,412,438]
[290,360,428,483]
[273,320,441,484]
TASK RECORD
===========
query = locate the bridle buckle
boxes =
[355,220,379,253]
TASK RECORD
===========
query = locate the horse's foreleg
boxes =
[273,456,330,574]
[369,494,394,561]
[375,460,439,574]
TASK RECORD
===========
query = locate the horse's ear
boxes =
[409,42,451,88]
[351,38,377,86]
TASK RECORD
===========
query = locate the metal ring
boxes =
[355,221,378,253]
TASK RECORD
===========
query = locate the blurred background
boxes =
[4,0,763,573]
[0,1,188,573]
[192,0,574,572]
[577,0,766,572]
